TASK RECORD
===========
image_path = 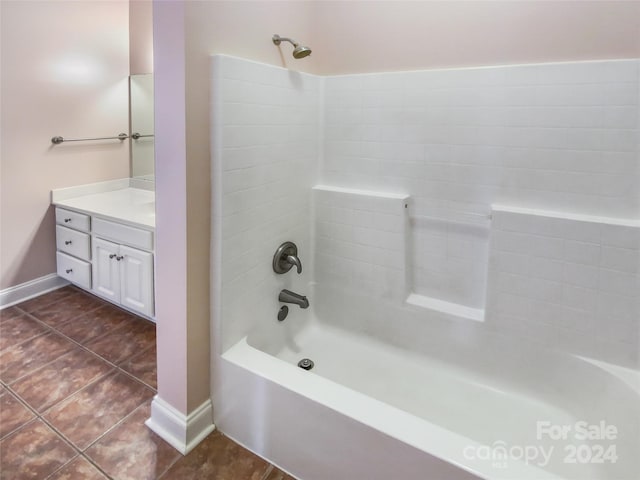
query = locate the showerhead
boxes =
[292,45,312,59]
[272,34,312,59]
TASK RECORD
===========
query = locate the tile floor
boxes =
[0,286,295,480]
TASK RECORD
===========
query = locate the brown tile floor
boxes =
[0,286,295,480]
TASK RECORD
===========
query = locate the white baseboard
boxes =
[0,274,69,309]
[146,395,216,455]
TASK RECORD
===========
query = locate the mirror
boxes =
[130,73,154,182]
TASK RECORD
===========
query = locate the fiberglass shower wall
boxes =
[318,60,640,367]
[212,55,320,351]
[213,56,640,368]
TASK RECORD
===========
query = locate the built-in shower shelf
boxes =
[405,293,485,322]
[492,204,640,227]
[312,185,410,201]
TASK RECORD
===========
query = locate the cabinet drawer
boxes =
[56,225,91,261]
[57,251,91,289]
[93,217,153,251]
[55,208,90,232]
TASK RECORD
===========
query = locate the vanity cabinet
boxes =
[56,210,92,290]
[93,238,154,317]
[55,206,155,319]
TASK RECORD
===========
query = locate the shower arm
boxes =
[272,35,299,48]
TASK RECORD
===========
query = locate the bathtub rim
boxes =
[223,335,566,480]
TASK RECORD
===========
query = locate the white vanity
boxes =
[52,179,155,320]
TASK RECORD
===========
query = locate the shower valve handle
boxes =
[285,255,302,274]
[273,242,302,274]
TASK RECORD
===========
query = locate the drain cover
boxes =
[297,358,314,370]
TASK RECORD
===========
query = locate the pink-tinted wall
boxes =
[153,0,318,421]
[155,0,640,421]
[130,0,153,74]
[0,1,130,290]
[310,1,640,75]
[153,0,190,414]
[185,0,316,411]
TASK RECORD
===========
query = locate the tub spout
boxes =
[279,289,309,309]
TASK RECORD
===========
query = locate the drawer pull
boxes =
[65,268,73,274]
[109,254,117,259]
[116,255,124,261]
[65,240,72,245]
[64,218,72,223]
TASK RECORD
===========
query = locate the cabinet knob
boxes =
[116,255,124,261]
[65,240,72,245]
[65,268,73,274]
[64,218,71,223]
[109,254,117,259]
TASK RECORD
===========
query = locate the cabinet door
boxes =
[92,238,121,302]
[119,245,154,317]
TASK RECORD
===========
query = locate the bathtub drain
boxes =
[297,358,314,370]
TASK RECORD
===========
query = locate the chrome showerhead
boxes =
[272,34,312,59]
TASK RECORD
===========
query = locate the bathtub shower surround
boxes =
[313,185,409,303]
[211,56,320,351]
[488,207,640,367]
[211,56,640,480]
[322,59,639,326]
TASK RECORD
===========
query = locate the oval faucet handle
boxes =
[286,255,302,274]
[273,241,302,274]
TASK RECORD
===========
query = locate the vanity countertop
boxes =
[52,180,155,229]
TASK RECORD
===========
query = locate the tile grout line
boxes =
[116,363,157,391]
[77,452,116,480]
[12,306,157,392]
[0,310,54,364]
[82,395,154,452]
[42,452,85,480]
[27,364,154,449]
[9,306,158,405]
[11,286,78,314]
[0,409,39,442]
[28,376,153,480]
[260,464,275,480]
[4,310,110,386]
[3,290,167,479]
[5,308,158,452]
[14,286,104,320]
[3,383,90,459]
[0,383,42,436]
[3,415,83,479]
[45,339,159,446]
[79,399,184,479]
[2,302,155,480]
[154,452,185,480]
[41,449,117,480]
[15,299,110,336]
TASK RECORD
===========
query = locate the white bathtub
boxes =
[216,286,640,480]
[214,290,640,480]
